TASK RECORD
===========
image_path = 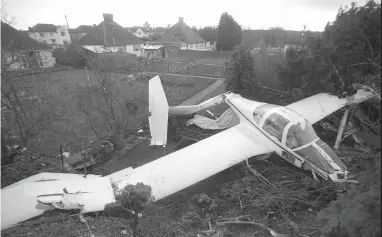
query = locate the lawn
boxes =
[1,69,215,187]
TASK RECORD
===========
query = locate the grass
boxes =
[1,69,215,187]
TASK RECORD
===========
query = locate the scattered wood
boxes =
[246,165,279,191]
[216,220,287,237]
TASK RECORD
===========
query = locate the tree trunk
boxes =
[334,108,350,150]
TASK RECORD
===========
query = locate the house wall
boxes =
[3,50,55,70]
[28,26,71,49]
[126,44,143,57]
[180,42,212,51]
[107,46,126,52]
[133,28,149,39]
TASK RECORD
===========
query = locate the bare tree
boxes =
[1,1,16,26]
[75,57,137,150]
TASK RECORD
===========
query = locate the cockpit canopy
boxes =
[286,122,318,149]
[252,106,347,175]
[253,105,318,148]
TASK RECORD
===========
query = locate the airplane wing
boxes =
[111,123,275,201]
[286,89,375,124]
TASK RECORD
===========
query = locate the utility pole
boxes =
[300,24,307,47]
[65,15,72,43]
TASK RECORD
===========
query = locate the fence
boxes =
[177,50,232,61]
[144,61,226,78]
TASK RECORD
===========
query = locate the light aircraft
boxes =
[1,76,376,230]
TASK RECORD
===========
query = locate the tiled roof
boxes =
[70,25,94,33]
[2,22,52,51]
[153,27,165,32]
[29,23,57,32]
[156,19,205,44]
[78,21,143,46]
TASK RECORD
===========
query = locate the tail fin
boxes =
[148,76,169,147]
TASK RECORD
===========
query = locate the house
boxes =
[28,24,71,49]
[2,22,56,70]
[125,26,166,41]
[78,13,144,57]
[155,17,208,51]
[69,25,95,42]
[132,27,151,39]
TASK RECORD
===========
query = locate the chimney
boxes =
[93,24,96,27]
[103,13,113,22]
[179,17,184,23]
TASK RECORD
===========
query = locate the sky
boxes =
[3,0,375,32]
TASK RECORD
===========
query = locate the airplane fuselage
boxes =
[224,93,349,182]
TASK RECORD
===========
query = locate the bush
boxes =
[316,155,381,237]
[54,52,87,67]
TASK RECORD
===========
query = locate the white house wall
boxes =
[180,42,212,51]
[28,26,71,49]
[126,44,143,57]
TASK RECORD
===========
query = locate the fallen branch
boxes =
[328,58,345,88]
[216,220,287,237]
[247,165,279,191]
[334,108,350,150]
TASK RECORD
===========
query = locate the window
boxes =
[262,113,290,142]
[63,41,68,45]
[286,122,318,149]
[43,40,47,44]
[50,33,53,36]
[316,140,347,170]
[39,33,44,37]
[51,39,56,43]
[253,104,280,124]
[61,32,66,36]
[295,145,335,173]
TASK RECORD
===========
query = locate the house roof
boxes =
[70,25,94,33]
[153,27,165,32]
[127,26,145,32]
[29,23,58,32]
[156,18,205,44]
[78,20,143,46]
[2,22,52,51]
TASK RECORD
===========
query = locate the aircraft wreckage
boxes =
[1,75,377,230]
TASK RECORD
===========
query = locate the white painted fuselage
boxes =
[224,93,349,182]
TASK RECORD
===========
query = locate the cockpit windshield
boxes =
[316,139,347,170]
[294,144,336,173]
[253,104,280,124]
[286,121,318,149]
[262,112,290,142]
